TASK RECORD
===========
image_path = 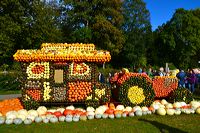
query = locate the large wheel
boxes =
[118,74,155,107]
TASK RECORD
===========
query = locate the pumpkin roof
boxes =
[13,43,111,63]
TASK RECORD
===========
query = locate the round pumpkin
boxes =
[157,108,166,116]
[13,118,23,125]
[37,106,47,116]
[42,118,49,123]
[116,105,125,111]
[0,116,5,124]
[166,109,175,115]
[196,108,200,114]
[24,118,32,125]
[102,113,108,119]
[135,110,142,116]
[5,119,13,125]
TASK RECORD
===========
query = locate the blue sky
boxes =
[143,0,200,30]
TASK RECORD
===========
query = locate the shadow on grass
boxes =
[138,118,187,133]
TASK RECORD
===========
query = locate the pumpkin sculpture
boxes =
[13,43,192,109]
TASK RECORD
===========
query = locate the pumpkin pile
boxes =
[13,43,111,63]
[1,99,200,125]
[0,98,23,116]
[153,76,178,98]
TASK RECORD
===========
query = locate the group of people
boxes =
[176,69,200,93]
[98,67,200,93]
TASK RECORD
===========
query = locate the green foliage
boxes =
[0,72,21,91]
[153,8,200,69]
[0,0,62,66]
[169,87,193,103]
[62,0,125,56]
[120,0,152,67]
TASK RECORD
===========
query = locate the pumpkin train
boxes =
[13,43,193,109]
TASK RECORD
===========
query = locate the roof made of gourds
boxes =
[13,43,111,63]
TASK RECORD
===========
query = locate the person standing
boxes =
[176,69,186,88]
[187,69,197,93]
[147,68,154,78]
[159,67,165,76]
[98,72,105,83]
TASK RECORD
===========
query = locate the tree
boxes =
[0,0,62,66]
[154,8,200,69]
[120,0,152,67]
[62,0,125,56]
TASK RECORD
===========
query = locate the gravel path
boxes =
[0,94,21,100]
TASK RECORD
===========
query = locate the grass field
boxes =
[0,114,200,133]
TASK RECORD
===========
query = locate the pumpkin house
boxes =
[13,43,111,107]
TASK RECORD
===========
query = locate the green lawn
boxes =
[0,114,200,133]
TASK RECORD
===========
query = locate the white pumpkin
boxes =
[157,108,166,116]
[165,103,173,109]
[95,108,104,115]
[98,105,108,113]
[56,108,65,114]
[13,118,23,125]
[43,118,49,123]
[26,115,36,121]
[86,107,95,112]
[166,109,175,115]
[141,107,148,112]
[174,110,181,115]
[173,102,182,108]
[135,110,142,116]
[46,114,54,120]
[66,105,75,110]
[196,108,200,114]
[133,106,142,112]
[180,102,187,107]
[87,111,95,116]
[17,114,26,121]
[190,101,200,109]
[58,116,65,122]
[150,104,160,110]
[0,116,5,124]
[5,118,13,125]
[18,109,28,117]
[125,106,132,112]
[153,101,161,105]
[185,109,191,114]
[159,104,165,108]
[6,111,18,120]
[161,99,168,105]
[41,115,46,120]
[37,106,47,116]
[116,105,125,111]
[47,109,56,113]
[24,118,32,125]
[28,110,38,117]
[35,116,43,123]
[50,116,58,123]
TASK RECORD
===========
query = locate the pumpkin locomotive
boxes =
[13,43,192,109]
